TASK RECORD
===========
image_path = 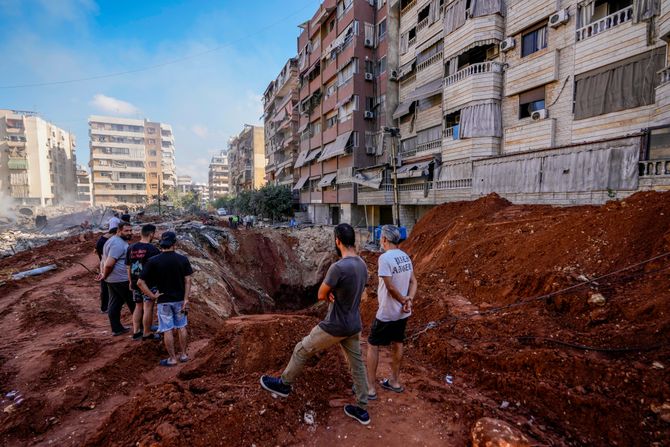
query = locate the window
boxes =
[326,112,339,128]
[365,59,375,75]
[329,19,335,32]
[365,96,376,113]
[378,56,387,75]
[519,86,545,119]
[148,139,156,144]
[418,4,430,22]
[149,150,157,156]
[377,19,387,41]
[521,25,547,57]
[337,0,353,18]
[337,58,358,86]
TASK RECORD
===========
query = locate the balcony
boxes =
[576,6,633,42]
[443,62,503,113]
[640,159,670,177]
[506,50,558,97]
[443,136,501,161]
[574,6,647,74]
[443,14,504,61]
[7,158,28,170]
[400,0,416,16]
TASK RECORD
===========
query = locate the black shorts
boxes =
[368,318,409,346]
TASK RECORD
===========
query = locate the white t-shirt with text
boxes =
[376,248,413,322]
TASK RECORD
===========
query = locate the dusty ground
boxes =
[1,192,669,446]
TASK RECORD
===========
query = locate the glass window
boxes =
[521,25,548,57]
[519,86,546,118]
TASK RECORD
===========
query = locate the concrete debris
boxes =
[11,264,57,280]
[588,293,607,306]
[471,417,533,447]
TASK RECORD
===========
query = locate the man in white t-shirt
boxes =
[366,225,417,398]
[108,212,121,231]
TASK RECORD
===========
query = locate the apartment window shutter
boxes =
[443,0,467,35]
[471,0,503,18]
[459,101,502,138]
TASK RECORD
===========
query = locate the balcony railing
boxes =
[376,178,472,192]
[640,159,670,177]
[401,0,416,15]
[444,126,456,138]
[399,138,441,157]
[576,5,633,42]
[408,36,416,47]
[417,17,429,32]
[444,61,504,86]
[416,51,443,72]
[659,66,670,86]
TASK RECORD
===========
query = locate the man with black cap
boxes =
[137,231,193,367]
[366,225,417,398]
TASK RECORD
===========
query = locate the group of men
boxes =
[94,213,194,367]
[261,224,417,426]
[227,214,255,229]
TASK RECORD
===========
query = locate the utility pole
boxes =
[385,127,401,226]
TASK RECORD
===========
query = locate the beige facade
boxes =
[76,165,92,205]
[89,115,177,207]
[355,0,670,230]
[0,110,77,206]
[228,125,266,194]
[263,58,300,188]
[208,151,230,200]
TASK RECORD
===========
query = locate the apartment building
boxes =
[0,110,77,206]
[208,151,230,200]
[228,125,266,194]
[89,116,178,206]
[76,165,92,205]
[290,0,400,225]
[177,175,193,193]
[355,0,670,230]
[263,58,301,189]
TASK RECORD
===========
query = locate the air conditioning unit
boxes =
[549,9,569,28]
[365,146,376,155]
[364,72,374,81]
[531,109,548,121]
[364,38,374,48]
[389,69,399,81]
[364,111,375,119]
[500,37,515,52]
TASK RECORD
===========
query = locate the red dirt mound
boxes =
[387,191,670,446]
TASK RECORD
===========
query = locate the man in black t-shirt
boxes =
[138,231,194,367]
[126,224,160,340]
[94,227,116,313]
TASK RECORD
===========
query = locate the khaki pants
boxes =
[281,325,369,409]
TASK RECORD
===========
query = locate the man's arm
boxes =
[137,278,161,301]
[317,282,335,302]
[381,276,409,305]
[96,256,117,281]
[126,266,133,289]
[183,276,192,310]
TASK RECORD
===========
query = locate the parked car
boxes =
[217,208,227,216]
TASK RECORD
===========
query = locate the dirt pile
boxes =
[385,191,670,445]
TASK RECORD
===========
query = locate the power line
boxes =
[0,1,317,89]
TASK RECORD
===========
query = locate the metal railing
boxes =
[417,17,429,32]
[576,5,633,42]
[639,159,670,176]
[408,36,416,47]
[444,61,504,86]
[401,0,416,15]
[376,179,473,192]
[444,126,456,138]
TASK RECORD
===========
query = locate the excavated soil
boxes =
[1,193,669,446]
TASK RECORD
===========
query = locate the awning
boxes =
[272,107,287,123]
[396,160,432,179]
[318,172,338,188]
[397,58,416,79]
[352,169,384,189]
[293,173,309,190]
[304,149,322,163]
[318,131,352,162]
[325,21,355,55]
[298,121,309,133]
[446,38,500,60]
[393,99,416,119]
[336,95,355,108]
[275,166,285,179]
[409,78,443,101]
[416,31,443,53]
[294,150,309,168]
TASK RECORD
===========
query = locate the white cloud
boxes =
[36,0,98,22]
[191,124,209,139]
[90,94,140,116]
[177,157,210,183]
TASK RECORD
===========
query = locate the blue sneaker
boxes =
[260,375,291,397]
[344,404,370,425]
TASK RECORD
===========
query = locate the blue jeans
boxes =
[157,301,187,332]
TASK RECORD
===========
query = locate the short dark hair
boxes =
[108,227,118,235]
[141,224,156,237]
[334,223,355,248]
[121,214,131,223]
[117,221,131,232]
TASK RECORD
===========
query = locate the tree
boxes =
[220,185,293,221]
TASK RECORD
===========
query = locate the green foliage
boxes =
[166,189,201,212]
[216,185,293,220]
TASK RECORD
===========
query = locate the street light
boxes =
[384,127,401,226]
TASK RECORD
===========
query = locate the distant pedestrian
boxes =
[138,231,193,367]
[228,216,233,228]
[261,223,371,425]
[94,227,116,313]
[366,225,417,398]
[108,212,121,231]
[126,224,160,340]
[97,222,135,336]
[121,213,131,223]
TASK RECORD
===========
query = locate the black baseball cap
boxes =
[159,231,177,248]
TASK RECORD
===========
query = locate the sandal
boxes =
[142,333,161,341]
[380,378,404,393]
[159,359,177,367]
[351,385,378,400]
[179,354,189,363]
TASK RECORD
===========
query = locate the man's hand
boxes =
[96,273,104,282]
[402,297,413,313]
[182,300,190,311]
[328,292,335,303]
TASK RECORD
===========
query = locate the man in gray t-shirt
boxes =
[97,222,136,336]
[260,224,372,426]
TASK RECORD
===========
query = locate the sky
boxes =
[0,0,321,183]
